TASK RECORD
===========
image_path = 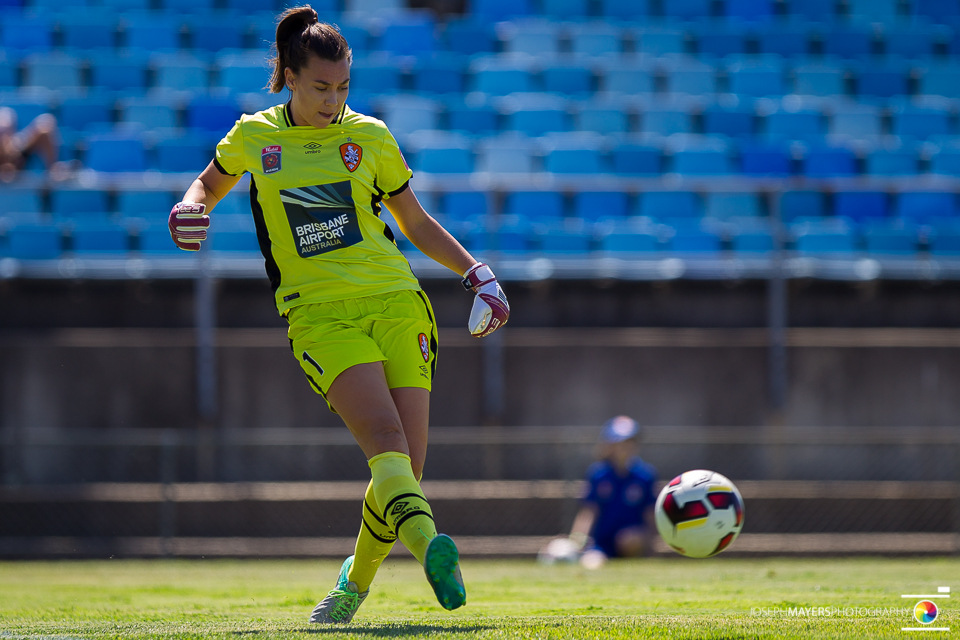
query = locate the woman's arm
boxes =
[384,186,477,276]
[181,160,243,210]
[170,160,244,251]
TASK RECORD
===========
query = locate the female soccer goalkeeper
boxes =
[168,5,509,623]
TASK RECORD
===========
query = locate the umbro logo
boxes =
[390,501,409,516]
[304,142,323,155]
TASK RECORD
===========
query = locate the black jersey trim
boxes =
[283,101,295,127]
[387,180,410,199]
[335,103,347,124]
[249,176,282,301]
[213,157,237,176]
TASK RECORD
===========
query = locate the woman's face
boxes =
[285,54,350,129]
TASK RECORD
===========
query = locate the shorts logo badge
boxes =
[418,333,430,362]
[340,142,362,172]
[261,145,282,174]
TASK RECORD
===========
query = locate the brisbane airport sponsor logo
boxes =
[279,182,362,258]
[261,145,281,174]
[303,141,323,155]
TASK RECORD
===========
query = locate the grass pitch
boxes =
[0,556,956,639]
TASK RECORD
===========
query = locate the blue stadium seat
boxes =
[379,16,437,58]
[637,191,700,220]
[669,143,734,175]
[894,191,957,222]
[442,190,490,217]
[846,0,900,23]
[0,15,53,50]
[792,64,846,96]
[347,58,403,94]
[862,221,920,255]
[633,27,687,56]
[502,95,570,136]
[660,0,712,20]
[927,145,960,175]
[573,191,629,220]
[59,95,114,133]
[662,58,717,95]
[821,26,875,59]
[833,190,889,223]
[540,0,589,18]
[152,55,210,92]
[138,223,182,253]
[410,54,466,95]
[487,216,534,253]
[779,190,827,221]
[853,62,909,98]
[666,226,723,254]
[6,223,62,259]
[502,190,565,220]
[187,96,241,133]
[162,0,215,12]
[912,0,960,22]
[827,103,882,140]
[215,54,270,94]
[610,141,662,175]
[928,223,960,256]
[116,190,174,218]
[441,19,496,55]
[153,136,213,173]
[121,15,180,51]
[50,189,109,218]
[470,0,532,21]
[0,187,42,218]
[637,103,694,136]
[701,101,756,138]
[738,141,793,175]
[119,96,179,130]
[475,135,539,174]
[598,60,656,95]
[498,21,562,57]
[470,57,536,96]
[793,226,857,254]
[377,95,441,134]
[754,24,812,57]
[730,226,776,253]
[23,53,82,89]
[599,0,651,19]
[213,191,250,216]
[694,25,749,58]
[599,229,660,252]
[85,133,147,172]
[183,14,246,52]
[543,140,604,174]
[210,228,260,252]
[444,97,498,135]
[864,146,920,175]
[576,103,630,135]
[704,192,762,219]
[917,66,960,98]
[88,51,149,91]
[725,0,776,21]
[761,107,825,142]
[881,25,946,59]
[569,24,624,57]
[801,144,857,177]
[891,104,953,140]
[541,61,594,96]
[537,222,592,254]
[71,221,129,254]
[0,51,18,88]
[411,140,474,174]
[725,57,786,97]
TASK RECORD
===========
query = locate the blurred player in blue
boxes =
[545,416,657,568]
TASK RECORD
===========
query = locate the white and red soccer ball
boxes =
[655,469,745,558]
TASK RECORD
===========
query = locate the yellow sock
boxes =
[346,480,397,593]
[368,451,437,564]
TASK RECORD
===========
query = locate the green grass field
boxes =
[0,556,956,639]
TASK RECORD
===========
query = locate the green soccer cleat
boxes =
[424,534,466,611]
[309,555,368,624]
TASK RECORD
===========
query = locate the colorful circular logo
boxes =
[914,600,939,625]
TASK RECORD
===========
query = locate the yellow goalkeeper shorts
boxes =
[286,289,438,406]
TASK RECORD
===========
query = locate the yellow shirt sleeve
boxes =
[378,128,414,197]
[215,118,247,176]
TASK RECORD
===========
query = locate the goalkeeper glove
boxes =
[462,262,509,337]
[168,202,209,251]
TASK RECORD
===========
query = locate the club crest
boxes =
[418,333,430,362]
[261,145,281,174]
[340,142,362,172]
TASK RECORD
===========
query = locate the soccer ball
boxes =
[654,469,745,558]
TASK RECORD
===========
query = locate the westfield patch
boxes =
[261,145,281,174]
[340,142,362,172]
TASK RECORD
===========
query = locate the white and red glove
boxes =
[462,262,509,337]
[168,202,209,251]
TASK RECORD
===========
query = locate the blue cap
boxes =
[601,415,640,443]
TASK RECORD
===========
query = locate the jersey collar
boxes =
[283,101,350,128]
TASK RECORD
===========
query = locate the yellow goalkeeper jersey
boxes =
[214,101,419,314]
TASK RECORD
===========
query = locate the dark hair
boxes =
[268,5,352,94]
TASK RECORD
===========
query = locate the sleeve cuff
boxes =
[213,157,239,176]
